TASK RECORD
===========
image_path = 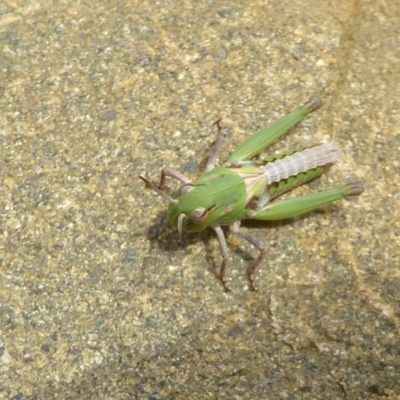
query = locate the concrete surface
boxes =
[1,0,399,398]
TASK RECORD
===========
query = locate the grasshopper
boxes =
[139,96,364,291]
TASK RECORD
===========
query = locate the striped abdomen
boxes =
[263,143,341,184]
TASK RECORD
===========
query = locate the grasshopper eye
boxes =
[190,207,208,224]
[179,184,194,195]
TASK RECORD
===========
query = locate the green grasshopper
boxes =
[139,96,364,291]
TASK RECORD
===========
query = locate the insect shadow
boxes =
[145,209,209,252]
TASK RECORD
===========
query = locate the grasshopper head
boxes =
[168,183,216,236]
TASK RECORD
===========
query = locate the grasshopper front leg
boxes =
[139,167,191,204]
[140,119,226,194]
[157,167,191,190]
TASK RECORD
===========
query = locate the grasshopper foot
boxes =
[248,273,258,291]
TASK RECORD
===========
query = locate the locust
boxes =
[139,96,364,291]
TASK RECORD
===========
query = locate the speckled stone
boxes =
[1,0,399,398]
